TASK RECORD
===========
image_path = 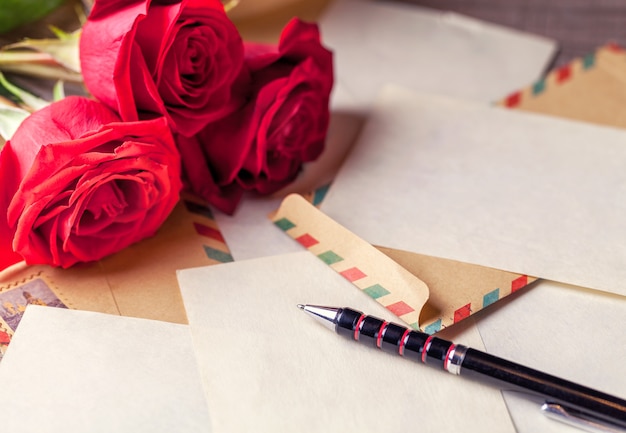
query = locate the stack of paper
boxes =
[2,0,626,432]
[0,255,517,432]
[320,85,626,296]
[205,1,626,430]
[316,84,626,430]
[1,250,625,432]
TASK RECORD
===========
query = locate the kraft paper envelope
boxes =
[320,84,626,298]
[499,43,626,129]
[0,195,231,350]
[214,0,557,261]
[177,251,517,433]
[273,194,536,333]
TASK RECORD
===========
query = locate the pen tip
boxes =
[297,304,305,310]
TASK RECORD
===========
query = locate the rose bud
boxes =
[0,96,182,270]
[178,18,334,214]
[79,0,245,136]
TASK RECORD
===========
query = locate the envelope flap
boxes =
[273,194,536,333]
[273,194,429,329]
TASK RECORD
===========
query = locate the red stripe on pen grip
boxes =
[422,336,434,364]
[443,344,456,372]
[398,329,411,356]
[376,321,388,348]
[354,314,366,341]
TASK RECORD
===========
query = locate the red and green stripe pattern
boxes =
[184,200,233,263]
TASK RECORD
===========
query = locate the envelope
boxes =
[318,84,626,299]
[0,194,232,346]
[272,194,537,333]
[498,43,626,128]
[269,63,626,332]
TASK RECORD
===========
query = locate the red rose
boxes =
[0,96,181,270]
[179,19,334,214]
[79,0,244,136]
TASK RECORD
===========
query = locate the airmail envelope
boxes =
[314,85,626,318]
[499,43,626,129]
[272,82,626,332]
[273,194,537,333]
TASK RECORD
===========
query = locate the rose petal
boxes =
[0,145,26,269]
[82,0,245,135]
[1,97,181,269]
[80,2,148,119]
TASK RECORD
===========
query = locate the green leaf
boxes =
[0,104,30,142]
[52,80,65,101]
[49,25,72,41]
[0,62,82,83]
[1,29,81,73]
[0,72,49,111]
[223,0,240,13]
[0,0,68,34]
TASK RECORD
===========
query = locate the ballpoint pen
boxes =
[298,304,626,432]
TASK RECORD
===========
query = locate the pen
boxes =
[298,304,626,432]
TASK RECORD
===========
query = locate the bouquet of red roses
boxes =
[0,0,333,271]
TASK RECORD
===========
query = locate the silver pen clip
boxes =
[541,402,626,433]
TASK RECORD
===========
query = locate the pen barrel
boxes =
[326,307,626,429]
[335,308,626,428]
[460,348,626,429]
[336,309,453,369]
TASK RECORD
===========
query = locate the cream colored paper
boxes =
[177,252,516,432]
[215,0,557,261]
[321,85,626,297]
[321,0,557,110]
[0,305,212,433]
[474,280,626,432]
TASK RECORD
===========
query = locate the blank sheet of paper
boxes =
[0,306,211,433]
[177,251,516,432]
[321,85,626,296]
[214,0,557,262]
[322,0,557,110]
[474,280,626,432]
